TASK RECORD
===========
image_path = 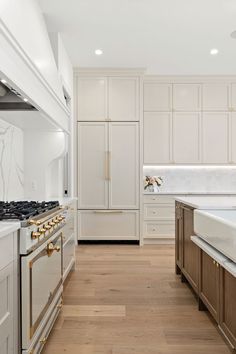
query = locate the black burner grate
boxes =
[0,201,60,221]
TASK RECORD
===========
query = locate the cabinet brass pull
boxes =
[105,151,109,180]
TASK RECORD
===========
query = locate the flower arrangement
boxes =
[144,176,163,192]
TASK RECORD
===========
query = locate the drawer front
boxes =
[144,221,175,238]
[63,235,75,275]
[143,195,175,204]
[78,210,139,240]
[62,215,75,244]
[144,204,175,220]
[0,233,14,270]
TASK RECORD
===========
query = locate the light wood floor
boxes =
[43,244,233,354]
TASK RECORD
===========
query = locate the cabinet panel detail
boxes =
[144,83,172,111]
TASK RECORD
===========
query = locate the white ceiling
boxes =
[38,0,236,75]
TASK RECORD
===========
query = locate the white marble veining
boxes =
[0,117,24,200]
[175,196,236,209]
[143,166,236,194]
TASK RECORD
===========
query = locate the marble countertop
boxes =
[0,222,21,240]
[51,197,77,206]
[144,192,236,195]
[175,196,236,209]
[191,236,236,277]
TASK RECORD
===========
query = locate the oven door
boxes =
[21,230,62,349]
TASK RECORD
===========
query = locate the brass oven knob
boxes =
[49,221,56,226]
[31,231,41,240]
[54,219,60,224]
[44,224,51,230]
[57,217,63,221]
[39,228,46,234]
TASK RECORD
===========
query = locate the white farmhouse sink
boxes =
[194,209,236,262]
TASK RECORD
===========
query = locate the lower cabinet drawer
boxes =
[78,210,139,240]
[144,204,175,220]
[143,195,175,204]
[144,221,175,238]
[63,236,75,275]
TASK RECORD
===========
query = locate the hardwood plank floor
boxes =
[42,244,233,354]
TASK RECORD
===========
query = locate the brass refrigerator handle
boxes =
[105,151,111,181]
[105,151,109,180]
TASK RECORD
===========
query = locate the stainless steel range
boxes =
[0,201,66,354]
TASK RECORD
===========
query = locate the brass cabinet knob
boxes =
[31,232,41,240]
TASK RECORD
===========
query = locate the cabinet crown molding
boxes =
[74,67,146,76]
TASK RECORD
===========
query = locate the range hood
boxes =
[0,81,36,111]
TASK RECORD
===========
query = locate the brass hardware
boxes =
[44,224,51,230]
[105,151,109,180]
[57,301,63,309]
[29,219,42,226]
[49,221,56,226]
[57,217,63,221]
[39,337,47,345]
[46,242,61,257]
[93,210,123,214]
[39,228,46,233]
[213,260,216,265]
[54,219,60,224]
[108,151,111,180]
[216,262,219,268]
[31,231,41,240]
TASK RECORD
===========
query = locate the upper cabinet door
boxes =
[144,83,172,111]
[77,122,108,208]
[77,77,108,121]
[109,122,139,209]
[143,112,171,164]
[202,113,229,163]
[202,84,230,111]
[173,84,201,111]
[231,83,236,111]
[108,77,139,121]
[173,113,200,163]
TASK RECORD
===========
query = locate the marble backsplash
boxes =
[0,117,24,200]
[143,166,236,194]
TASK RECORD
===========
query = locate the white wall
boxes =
[0,117,24,200]
[143,166,236,194]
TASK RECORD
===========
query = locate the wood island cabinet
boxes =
[199,250,220,322]
[175,202,236,350]
[175,202,199,294]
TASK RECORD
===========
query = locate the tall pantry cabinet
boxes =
[75,72,141,241]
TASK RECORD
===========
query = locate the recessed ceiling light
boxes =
[95,49,103,56]
[210,48,219,55]
[1,79,7,84]
[23,98,28,102]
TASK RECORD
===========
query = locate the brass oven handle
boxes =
[46,242,61,257]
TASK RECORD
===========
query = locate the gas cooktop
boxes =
[0,201,60,221]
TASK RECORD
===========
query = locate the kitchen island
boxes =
[175,196,236,351]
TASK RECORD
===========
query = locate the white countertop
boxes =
[175,196,236,209]
[51,197,77,206]
[144,192,236,195]
[0,222,21,239]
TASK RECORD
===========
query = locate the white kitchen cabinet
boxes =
[0,230,18,354]
[0,262,14,354]
[202,83,230,111]
[143,195,175,242]
[78,210,139,240]
[202,113,229,163]
[173,84,201,111]
[144,83,172,111]
[109,123,139,209]
[77,76,139,121]
[108,77,139,121]
[231,83,236,111]
[231,113,236,163]
[143,112,171,164]
[173,113,201,163]
[77,77,108,121]
[78,122,108,209]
